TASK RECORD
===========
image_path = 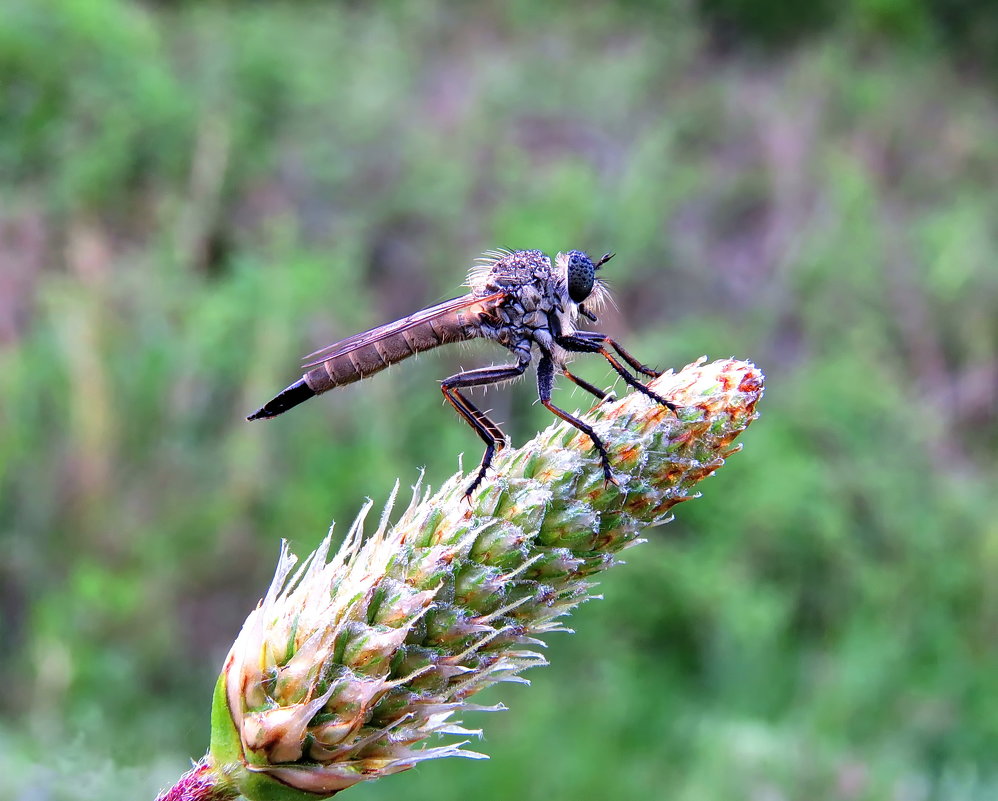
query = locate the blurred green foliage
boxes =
[2,1,998,799]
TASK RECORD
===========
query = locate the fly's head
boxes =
[557,249,613,321]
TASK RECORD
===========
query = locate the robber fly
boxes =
[248,249,677,495]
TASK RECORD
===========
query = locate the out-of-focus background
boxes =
[2,1,997,799]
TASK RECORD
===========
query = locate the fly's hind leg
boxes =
[441,352,531,497]
[557,333,677,413]
[440,385,504,498]
[537,355,616,486]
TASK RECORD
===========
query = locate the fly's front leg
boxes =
[572,331,661,377]
[537,355,616,486]
[557,333,677,413]
[441,351,531,497]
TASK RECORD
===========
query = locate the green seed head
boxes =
[184,357,764,800]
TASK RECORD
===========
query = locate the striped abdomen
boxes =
[247,293,499,421]
[304,310,475,393]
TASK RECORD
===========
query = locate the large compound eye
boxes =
[566,250,596,303]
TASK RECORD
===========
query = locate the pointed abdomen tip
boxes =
[245,379,316,421]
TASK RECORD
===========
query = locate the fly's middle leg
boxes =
[441,354,531,497]
[561,367,615,406]
[556,333,678,413]
[537,354,616,486]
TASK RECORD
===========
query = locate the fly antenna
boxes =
[594,252,615,269]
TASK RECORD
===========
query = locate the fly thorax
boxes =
[467,249,573,348]
[521,310,547,329]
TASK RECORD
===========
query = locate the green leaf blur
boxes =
[1,2,997,799]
